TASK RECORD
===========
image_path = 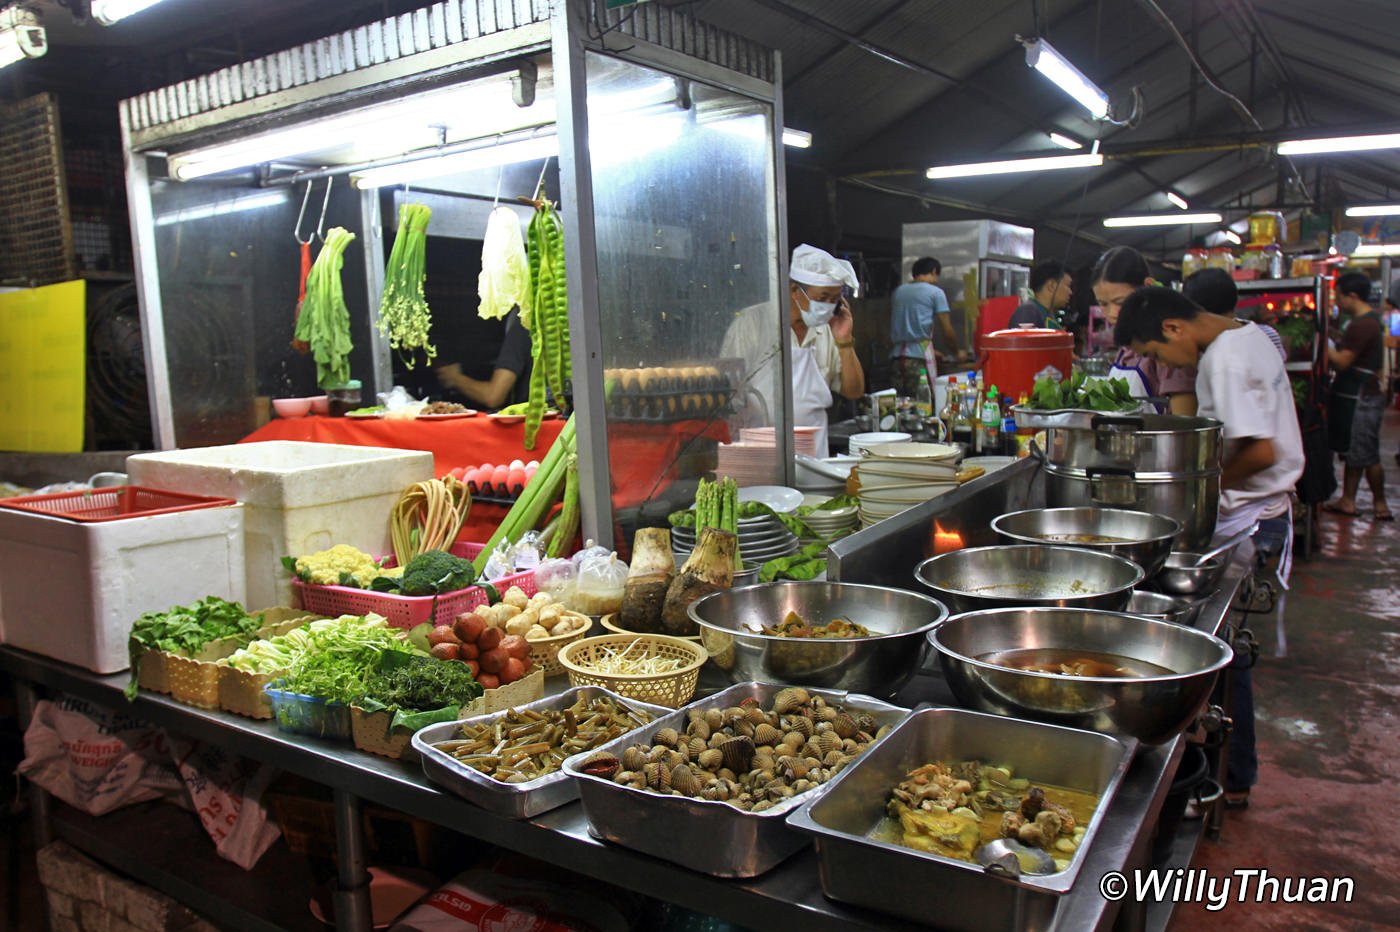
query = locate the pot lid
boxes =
[985,328,1075,348]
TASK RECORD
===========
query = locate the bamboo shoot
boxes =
[661,527,737,636]
[619,528,675,634]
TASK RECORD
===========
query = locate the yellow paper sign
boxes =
[0,280,86,452]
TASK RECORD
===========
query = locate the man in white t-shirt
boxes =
[1115,285,1304,810]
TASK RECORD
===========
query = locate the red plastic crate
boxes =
[0,486,237,523]
[293,541,537,629]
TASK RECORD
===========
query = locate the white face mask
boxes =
[799,288,838,328]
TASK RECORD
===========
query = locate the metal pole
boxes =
[331,788,371,932]
[359,187,393,400]
[121,137,178,450]
[13,681,52,850]
[553,0,614,548]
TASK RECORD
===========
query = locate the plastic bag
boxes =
[377,385,426,420]
[572,552,628,616]
[533,557,577,603]
[167,735,281,870]
[511,531,545,572]
[482,539,515,582]
[570,540,610,569]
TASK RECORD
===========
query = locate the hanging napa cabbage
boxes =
[477,206,533,324]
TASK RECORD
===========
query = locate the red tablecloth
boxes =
[240,415,730,541]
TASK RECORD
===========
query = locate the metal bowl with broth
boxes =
[913,545,1143,614]
[928,607,1233,744]
[686,581,948,699]
[990,507,1181,578]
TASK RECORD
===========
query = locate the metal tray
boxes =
[786,706,1134,932]
[1011,403,1152,430]
[561,681,909,878]
[413,687,668,819]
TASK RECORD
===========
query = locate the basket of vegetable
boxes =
[1013,372,1152,429]
[217,611,339,719]
[292,542,536,629]
[556,634,707,708]
[454,585,593,676]
[127,597,268,702]
[164,609,316,710]
[351,652,485,760]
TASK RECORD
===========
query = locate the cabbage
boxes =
[478,206,533,323]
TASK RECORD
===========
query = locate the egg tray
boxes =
[607,390,734,423]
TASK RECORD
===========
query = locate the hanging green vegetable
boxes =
[478,206,532,322]
[294,226,357,390]
[378,202,435,368]
[522,198,570,449]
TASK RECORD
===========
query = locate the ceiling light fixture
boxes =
[782,128,813,149]
[1047,132,1083,150]
[1276,132,1400,156]
[1344,204,1400,217]
[0,8,45,69]
[926,152,1103,180]
[154,191,286,227]
[1354,244,1400,257]
[1023,38,1110,120]
[91,0,170,25]
[1165,191,1190,210]
[1102,212,1223,228]
[1221,229,1242,245]
[351,132,559,189]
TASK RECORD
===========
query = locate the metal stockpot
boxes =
[1042,414,1222,473]
[1043,464,1219,550]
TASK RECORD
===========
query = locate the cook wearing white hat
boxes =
[720,245,865,456]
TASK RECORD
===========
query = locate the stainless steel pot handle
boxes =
[1085,465,1140,505]
[1089,414,1146,430]
[1092,415,1143,462]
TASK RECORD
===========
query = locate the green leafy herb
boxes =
[357,651,482,730]
[1027,374,1139,412]
[126,597,263,699]
[281,615,415,704]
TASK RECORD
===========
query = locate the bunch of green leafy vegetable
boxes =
[795,493,857,517]
[759,541,832,583]
[127,597,265,698]
[223,615,376,675]
[1028,371,1139,412]
[370,550,476,596]
[1275,315,1313,356]
[357,652,482,731]
[281,615,415,703]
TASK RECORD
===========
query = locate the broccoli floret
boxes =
[397,549,477,596]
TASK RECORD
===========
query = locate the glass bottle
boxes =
[915,374,934,420]
[980,386,1001,453]
[939,379,961,445]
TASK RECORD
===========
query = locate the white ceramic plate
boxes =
[847,431,912,456]
[737,485,804,514]
[860,441,962,462]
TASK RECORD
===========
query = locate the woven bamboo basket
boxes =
[525,612,594,675]
[556,634,706,708]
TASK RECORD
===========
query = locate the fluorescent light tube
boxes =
[782,128,813,149]
[92,0,168,25]
[1048,132,1083,150]
[154,191,286,226]
[1221,230,1242,245]
[0,8,45,68]
[1345,204,1400,218]
[1354,244,1400,257]
[927,152,1102,180]
[1166,191,1190,210]
[1102,212,1223,228]
[1277,132,1400,156]
[1024,38,1110,120]
[352,134,560,189]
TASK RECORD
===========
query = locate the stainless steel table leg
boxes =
[332,788,371,932]
[14,681,52,849]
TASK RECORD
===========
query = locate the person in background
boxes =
[1008,259,1073,330]
[1182,267,1287,363]
[1091,247,1197,415]
[435,308,533,411]
[1323,272,1391,520]
[889,257,964,397]
[1114,285,1304,809]
[720,244,864,455]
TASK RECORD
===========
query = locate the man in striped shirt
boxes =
[1183,268,1288,362]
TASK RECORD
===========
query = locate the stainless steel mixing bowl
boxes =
[686,581,948,699]
[913,545,1144,614]
[991,507,1181,578]
[1123,589,1204,626]
[928,606,1233,744]
[1148,552,1227,596]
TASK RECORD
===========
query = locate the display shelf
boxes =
[1235,277,1314,291]
[50,800,324,932]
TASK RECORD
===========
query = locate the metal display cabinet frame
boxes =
[119,0,792,547]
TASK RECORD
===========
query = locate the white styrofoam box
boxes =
[0,503,245,673]
[126,442,434,609]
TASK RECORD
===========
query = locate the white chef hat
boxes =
[789,244,860,297]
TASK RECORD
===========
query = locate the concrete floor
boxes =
[1170,408,1400,931]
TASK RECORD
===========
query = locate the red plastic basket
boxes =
[293,541,536,629]
[0,486,237,523]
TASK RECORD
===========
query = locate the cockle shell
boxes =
[773,687,810,714]
[653,727,681,748]
[830,713,859,739]
[687,718,712,741]
[746,705,771,726]
[718,735,755,774]
[687,736,708,759]
[696,748,723,771]
[670,764,699,795]
[643,760,671,791]
[817,731,843,756]
[704,708,724,730]
[621,745,648,773]
[785,716,814,739]
[753,723,784,747]
[577,751,620,779]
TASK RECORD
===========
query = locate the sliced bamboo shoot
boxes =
[661,527,736,637]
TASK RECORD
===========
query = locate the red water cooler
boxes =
[979,328,1075,400]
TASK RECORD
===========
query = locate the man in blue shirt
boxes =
[890,257,961,397]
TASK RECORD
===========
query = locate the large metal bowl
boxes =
[1124,589,1208,626]
[913,545,1143,614]
[1148,551,1228,595]
[686,581,948,699]
[929,607,1233,744]
[991,507,1181,578]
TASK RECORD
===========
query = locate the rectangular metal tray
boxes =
[413,687,668,819]
[561,681,909,878]
[786,706,1133,932]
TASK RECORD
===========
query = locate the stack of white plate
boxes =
[855,442,963,528]
[798,493,859,539]
[672,515,800,564]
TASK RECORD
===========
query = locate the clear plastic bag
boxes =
[482,539,516,582]
[571,540,610,568]
[533,557,577,603]
[572,552,628,616]
[512,531,545,571]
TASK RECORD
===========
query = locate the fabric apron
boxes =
[1108,349,1159,411]
[792,344,835,457]
[1326,364,1377,454]
[1214,495,1294,656]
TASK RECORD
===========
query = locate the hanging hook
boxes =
[492,163,504,209]
[314,174,333,241]
[533,155,553,206]
[293,179,315,244]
